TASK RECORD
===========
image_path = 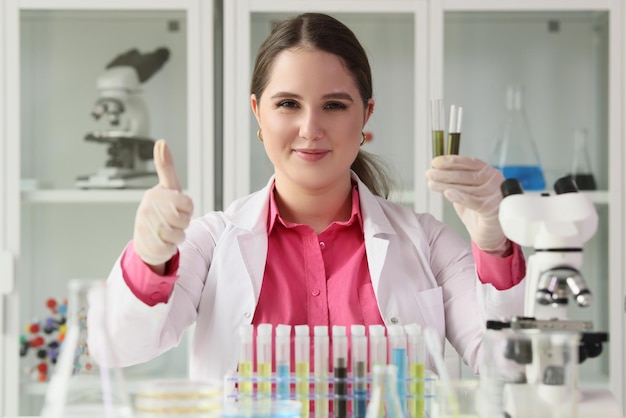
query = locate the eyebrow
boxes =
[269,92,354,102]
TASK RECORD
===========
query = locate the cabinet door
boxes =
[223,0,430,211]
[436,3,624,408]
[2,1,213,416]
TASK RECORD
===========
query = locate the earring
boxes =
[360,132,366,146]
[257,128,263,143]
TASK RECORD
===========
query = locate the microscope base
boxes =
[503,384,621,418]
[76,168,158,189]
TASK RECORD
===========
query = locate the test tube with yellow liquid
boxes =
[256,324,273,401]
[237,324,254,400]
[314,326,329,418]
[405,324,425,418]
[295,325,310,418]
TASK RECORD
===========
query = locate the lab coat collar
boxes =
[224,172,397,238]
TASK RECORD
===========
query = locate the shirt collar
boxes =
[267,180,363,233]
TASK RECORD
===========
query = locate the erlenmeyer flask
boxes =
[567,128,597,190]
[40,279,135,418]
[491,85,546,191]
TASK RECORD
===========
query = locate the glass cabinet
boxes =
[1,0,217,416]
[431,1,624,408]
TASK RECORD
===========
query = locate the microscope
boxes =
[484,177,621,417]
[76,48,170,189]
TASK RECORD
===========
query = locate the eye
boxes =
[277,100,299,109]
[325,102,347,110]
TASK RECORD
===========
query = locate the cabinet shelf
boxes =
[392,189,610,207]
[20,189,148,204]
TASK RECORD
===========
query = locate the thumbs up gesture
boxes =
[133,139,194,267]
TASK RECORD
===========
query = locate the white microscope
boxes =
[484,176,622,418]
[76,48,170,189]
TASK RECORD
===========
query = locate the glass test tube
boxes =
[447,105,462,155]
[332,326,348,418]
[388,325,407,415]
[368,325,387,418]
[276,324,292,400]
[256,324,273,399]
[430,99,445,157]
[314,326,329,418]
[405,323,425,418]
[238,324,254,399]
[295,325,310,418]
[351,325,367,418]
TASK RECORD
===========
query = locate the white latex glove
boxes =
[133,139,194,266]
[426,155,510,254]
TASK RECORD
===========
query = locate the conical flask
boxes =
[567,128,597,190]
[490,85,546,191]
[40,279,135,418]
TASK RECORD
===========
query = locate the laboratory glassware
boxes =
[490,85,546,191]
[567,128,597,190]
[40,279,134,418]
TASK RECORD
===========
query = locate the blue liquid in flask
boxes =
[495,165,546,191]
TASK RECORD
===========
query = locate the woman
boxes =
[91,12,525,382]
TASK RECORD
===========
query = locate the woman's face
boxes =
[251,48,373,193]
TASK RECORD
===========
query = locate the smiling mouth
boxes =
[293,149,330,161]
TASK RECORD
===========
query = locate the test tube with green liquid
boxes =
[295,325,310,418]
[405,323,425,418]
[430,99,445,157]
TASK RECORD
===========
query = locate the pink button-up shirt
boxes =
[121,184,524,313]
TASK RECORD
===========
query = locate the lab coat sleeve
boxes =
[91,216,222,368]
[423,215,525,375]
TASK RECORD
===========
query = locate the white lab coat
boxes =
[97,173,524,382]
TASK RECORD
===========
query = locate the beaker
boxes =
[567,128,597,190]
[490,85,546,191]
[40,279,135,418]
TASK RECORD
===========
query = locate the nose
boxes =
[298,109,324,141]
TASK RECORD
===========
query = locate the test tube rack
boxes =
[227,323,436,418]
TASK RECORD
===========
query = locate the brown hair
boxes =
[250,13,394,198]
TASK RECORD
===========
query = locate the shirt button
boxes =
[312,289,321,296]
[243,312,251,318]
[150,292,161,301]
[319,241,325,249]
[390,317,399,324]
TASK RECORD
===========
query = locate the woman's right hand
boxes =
[133,139,194,269]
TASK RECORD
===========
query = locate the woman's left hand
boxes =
[426,155,511,255]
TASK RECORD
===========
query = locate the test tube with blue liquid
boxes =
[388,325,407,416]
[275,325,291,401]
[351,325,368,418]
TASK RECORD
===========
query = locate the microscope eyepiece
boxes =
[554,176,579,194]
[501,178,524,197]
